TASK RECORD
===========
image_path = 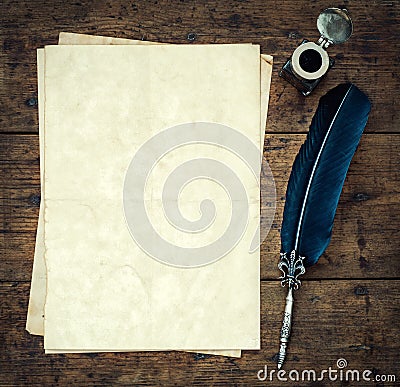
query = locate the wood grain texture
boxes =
[1,134,399,281]
[0,281,399,386]
[1,0,399,385]
[0,0,399,133]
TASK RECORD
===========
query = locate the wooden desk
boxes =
[1,1,399,385]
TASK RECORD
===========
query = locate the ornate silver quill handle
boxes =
[277,250,305,370]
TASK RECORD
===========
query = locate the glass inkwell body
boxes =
[280,8,353,96]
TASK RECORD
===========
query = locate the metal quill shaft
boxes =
[277,287,293,369]
[277,250,305,369]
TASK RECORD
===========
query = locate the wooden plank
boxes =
[0,0,399,133]
[1,134,399,281]
[262,133,400,280]
[0,281,398,385]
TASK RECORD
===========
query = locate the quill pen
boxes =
[277,83,371,369]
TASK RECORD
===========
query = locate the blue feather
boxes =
[281,83,371,267]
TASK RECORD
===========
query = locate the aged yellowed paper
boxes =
[26,49,47,336]
[27,34,272,356]
[43,43,261,351]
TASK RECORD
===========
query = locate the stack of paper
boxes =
[26,33,273,357]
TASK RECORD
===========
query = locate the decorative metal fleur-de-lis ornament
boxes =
[277,250,305,369]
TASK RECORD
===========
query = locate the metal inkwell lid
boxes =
[316,8,353,48]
